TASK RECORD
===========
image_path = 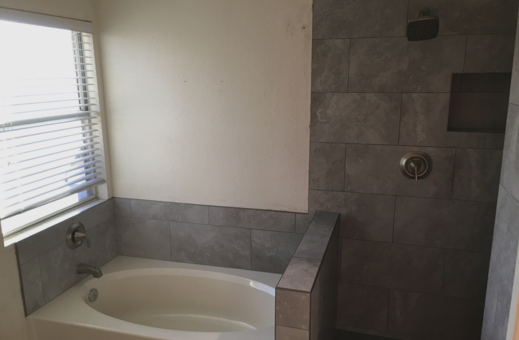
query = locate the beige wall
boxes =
[0,2,95,339]
[96,0,312,213]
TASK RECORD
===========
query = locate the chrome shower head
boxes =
[407,8,439,41]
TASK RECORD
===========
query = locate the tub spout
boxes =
[77,263,103,278]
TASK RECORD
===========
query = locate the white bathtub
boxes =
[26,256,281,340]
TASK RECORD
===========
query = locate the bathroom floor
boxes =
[337,331,396,340]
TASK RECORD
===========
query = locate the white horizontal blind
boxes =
[0,26,105,221]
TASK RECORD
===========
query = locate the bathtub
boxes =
[26,256,281,340]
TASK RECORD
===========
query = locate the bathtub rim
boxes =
[26,255,281,340]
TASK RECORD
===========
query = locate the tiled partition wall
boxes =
[310,0,517,339]
[482,15,519,340]
[15,200,116,315]
[113,198,309,274]
[276,211,340,340]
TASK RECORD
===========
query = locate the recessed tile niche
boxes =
[448,73,511,133]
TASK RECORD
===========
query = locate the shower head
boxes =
[407,8,439,41]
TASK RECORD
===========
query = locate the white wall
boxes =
[0,2,95,339]
[96,0,312,213]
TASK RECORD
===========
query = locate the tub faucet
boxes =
[77,263,103,278]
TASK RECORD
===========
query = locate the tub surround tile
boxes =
[309,143,345,191]
[388,290,485,340]
[210,207,295,233]
[458,73,512,93]
[309,190,395,242]
[452,149,503,202]
[312,39,350,92]
[408,0,519,35]
[276,289,310,330]
[341,239,445,294]
[72,199,115,230]
[251,230,302,273]
[105,217,118,261]
[170,223,251,270]
[19,257,45,315]
[337,283,389,332]
[276,326,309,340]
[116,217,171,261]
[311,93,401,145]
[313,0,408,39]
[349,36,465,93]
[394,197,496,252]
[39,225,108,302]
[277,257,320,292]
[114,198,132,217]
[16,218,73,265]
[345,145,456,199]
[130,199,209,224]
[296,212,316,234]
[399,93,505,149]
[464,35,515,73]
[294,211,338,260]
[443,250,490,299]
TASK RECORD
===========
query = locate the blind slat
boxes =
[1,111,98,127]
[1,151,100,176]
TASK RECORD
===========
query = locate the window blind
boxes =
[0,30,105,221]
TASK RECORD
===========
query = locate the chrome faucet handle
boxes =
[66,222,90,249]
[73,231,91,248]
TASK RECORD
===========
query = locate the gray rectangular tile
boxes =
[72,199,114,230]
[501,104,519,198]
[277,257,320,292]
[443,250,490,299]
[349,36,465,92]
[313,0,408,39]
[296,212,316,234]
[309,190,395,243]
[399,93,504,149]
[276,289,310,330]
[452,149,503,202]
[131,199,208,224]
[116,217,170,261]
[170,223,251,270]
[510,24,519,106]
[251,230,302,274]
[394,197,496,252]
[276,326,309,340]
[309,143,345,191]
[104,217,118,261]
[19,257,44,315]
[311,93,401,144]
[39,225,108,302]
[312,39,350,92]
[341,239,445,293]
[409,0,518,35]
[345,145,456,198]
[464,35,515,73]
[294,211,338,260]
[310,227,339,340]
[209,207,295,232]
[16,218,72,265]
[337,283,389,331]
[389,290,485,340]
[114,198,131,217]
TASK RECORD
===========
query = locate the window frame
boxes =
[0,8,110,245]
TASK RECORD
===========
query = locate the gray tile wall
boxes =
[115,198,305,274]
[482,9,519,340]
[16,200,116,315]
[311,0,517,339]
[276,211,340,340]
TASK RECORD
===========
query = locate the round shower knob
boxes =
[400,152,432,181]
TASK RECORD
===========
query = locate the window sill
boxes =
[2,198,108,247]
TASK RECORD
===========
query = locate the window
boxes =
[0,11,106,238]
